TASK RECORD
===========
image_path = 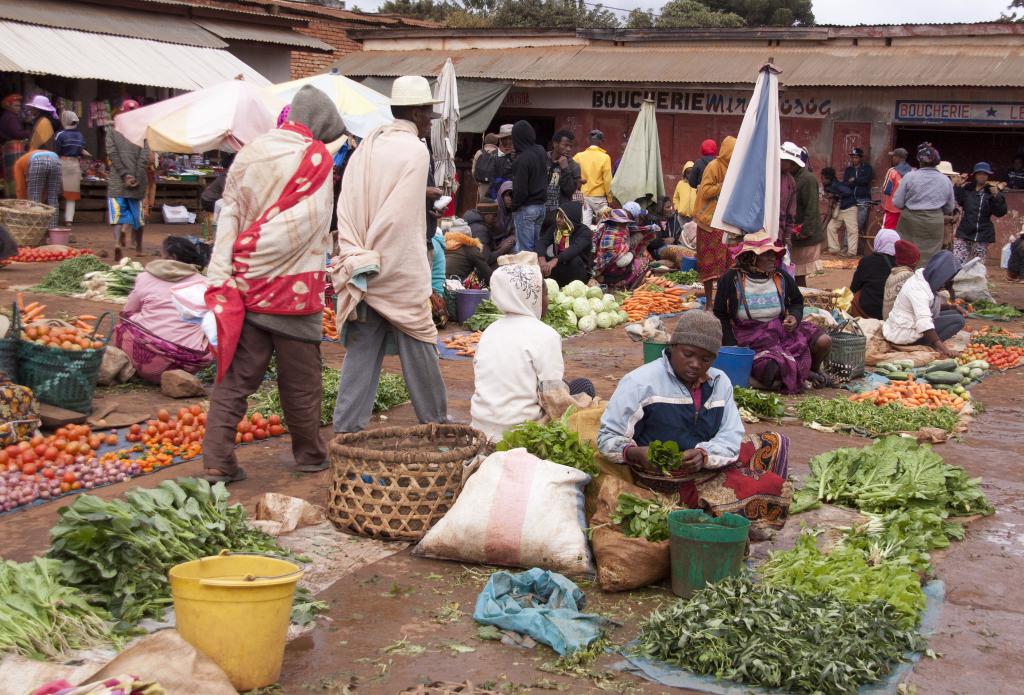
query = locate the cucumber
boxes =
[891,359,915,369]
[926,359,959,373]
[924,370,964,385]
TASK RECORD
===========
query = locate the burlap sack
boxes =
[590,476,670,592]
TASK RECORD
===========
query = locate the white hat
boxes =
[389,75,442,107]
[780,141,805,167]
[498,124,514,137]
[936,160,957,177]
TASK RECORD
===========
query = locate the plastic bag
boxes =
[161,205,191,224]
[952,257,994,302]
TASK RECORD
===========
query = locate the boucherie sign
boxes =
[502,87,830,118]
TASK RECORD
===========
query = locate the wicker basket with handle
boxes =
[327,423,486,540]
[0,200,55,247]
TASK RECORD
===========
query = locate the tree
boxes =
[626,8,655,28]
[378,0,454,22]
[1004,0,1023,20]
[702,0,814,26]
[655,0,744,28]
[488,0,619,29]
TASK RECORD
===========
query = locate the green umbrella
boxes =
[611,98,665,207]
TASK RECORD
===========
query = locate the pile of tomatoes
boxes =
[235,411,286,444]
[959,343,1024,370]
[6,247,96,263]
[22,324,105,351]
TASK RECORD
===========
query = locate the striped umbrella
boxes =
[711,63,782,241]
[263,72,393,139]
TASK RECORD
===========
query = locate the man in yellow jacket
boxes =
[573,129,613,224]
[673,160,696,221]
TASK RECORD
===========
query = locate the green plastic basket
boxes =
[15,312,115,413]
[668,509,749,598]
[643,341,667,363]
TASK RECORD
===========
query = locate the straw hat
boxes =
[389,76,442,107]
[738,230,784,256]
[936,161,957,177]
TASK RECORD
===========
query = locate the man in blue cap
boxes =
[843,147,874,249]
[953,161,1007,264]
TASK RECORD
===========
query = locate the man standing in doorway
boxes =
[509,120,548,253]
[880,147,912,230]
[822,166,859,257]
[332,75,448,433]
[546,128,581,215]
[844,147,874,248]
[574,129,613,225]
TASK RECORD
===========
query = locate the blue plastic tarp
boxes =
[473,568,609,656]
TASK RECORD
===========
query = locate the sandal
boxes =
[202,468,247,484]
[295,461,329,473]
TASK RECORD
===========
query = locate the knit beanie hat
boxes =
[288,85,346,143]
[700,139,718,156]
[669,309,722,356]
[894,240,920,267]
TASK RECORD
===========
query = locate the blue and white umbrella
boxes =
[710,63,782,242]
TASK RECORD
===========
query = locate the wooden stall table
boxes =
[77,177,209,224]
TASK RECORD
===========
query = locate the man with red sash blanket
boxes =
[201,86,346,483]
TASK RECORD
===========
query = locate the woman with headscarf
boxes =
[883,250,965,357]
[693,136,736,306]
[0,94,30,198]
[470,260,593,442]
[894,143,956,266]
[713,231,833,394]
[486,180,517,266]
[537,200,592,287]
[54,112,90,227]
[593,208,654,290]
[25,95,57,152]
[849,228,900,319]
[444,220,492,284]
[882,240,921,319]
[673,161,696,223]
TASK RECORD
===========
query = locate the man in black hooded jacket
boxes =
[509,120,548,253]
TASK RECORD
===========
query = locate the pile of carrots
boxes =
[322,306,338,341]
[642,274,679,290]
[621,284,685,322]
[849,378,968,412]
[443,331,482,356]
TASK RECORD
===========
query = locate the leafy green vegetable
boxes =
[610,493,675,542]
[496,415,597,475]
[249,367,406,426]
[647,440,681,475]
[48,478,289,625]
[844,508,965,575]
[0,557,122,659]
[760,533,927,628]
[633,575,924,694]
[971,299,1022,320]
[373,372,410,413]
[542,300,581,338]
[661,269,699,285]
[733,387,785,419]
[463,299,502,331]
[30,255,109,295]
[795,397,959,434]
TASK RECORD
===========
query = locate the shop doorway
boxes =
[892,125,1024,179]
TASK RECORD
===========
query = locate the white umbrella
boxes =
[263,72,393,139]
[114,80,274,153]
[711,63,782,241]
[431,58,459,193]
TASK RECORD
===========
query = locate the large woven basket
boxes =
[0,200,55,247]
[327,423,486,540]
[825,320,866,383]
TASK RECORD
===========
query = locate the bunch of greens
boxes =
[733,387,785,419]
[80,258,145,299]
[633,575,924,695]
[647,440,681,475]
[496,415,597,475]
[795,397,960,434]
[0,557,122,659]
[844,508,965,574]
[791,437,994,517]
[48,478,287,624]
[249,367,405,426]
[662,269,699,285]
[373,372,410,412]
[542,301,581,337]
[971,300,1022,320]
[610,493,675,542]
[29,255,108,295]
[463,299,502,331]
[759,533,926,628]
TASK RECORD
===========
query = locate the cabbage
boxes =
[564,280,588,298]
[617,310,629,324]
[564,310,577,326]
[602,293,615,305]
[589,297,604,312]
[572,297,592,317]
[586,286,604,300]
[602,297,619,312]
[596,312,614,329]
[578,314,597,332]
[557,294,574,307]
[544,278,560,298]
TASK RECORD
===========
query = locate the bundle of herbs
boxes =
[0,557,122,659]
[733,387,785,419]
[80,258,145,300]
[496,414,597,475]
[633,575,924,695]
[48,478,287,625]
[30,255,109,295]
[610,493,676,542]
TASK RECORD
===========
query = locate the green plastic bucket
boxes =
[642,341,667,363]
[668,509,750,598]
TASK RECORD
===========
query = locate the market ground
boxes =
[1,224,1022,694]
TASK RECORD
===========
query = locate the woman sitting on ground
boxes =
[644,196,689,269]
[537,201,592,287]
[713,231,833,393]
[882,240,921,319]
[883,250,966,358]
[470,258,594,442]
[592,208,654,290]
[113,236,213,383]
[443,221,492,284]
[597,309,792,535]
[849,228,900,320]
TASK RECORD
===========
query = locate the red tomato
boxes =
[253,428,267,441]
[268,414,282,426]
[43,446,59,461]
[269,424,285,437]
[242,432,254,443]
[42,467,55,479]
[21,462,36,475]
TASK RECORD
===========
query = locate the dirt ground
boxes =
[1,223,1022,694]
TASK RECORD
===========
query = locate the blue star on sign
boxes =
[986,107,998,117]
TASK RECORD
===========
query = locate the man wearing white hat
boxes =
[332,75,449,432]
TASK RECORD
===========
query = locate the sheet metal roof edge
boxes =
[194,17,333,50]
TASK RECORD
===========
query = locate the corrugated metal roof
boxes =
[334,46,1024,88]
[194,17,332,50]
[0,0,226,47]
[0,21,270,89]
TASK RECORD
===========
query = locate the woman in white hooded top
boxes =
[470,258,593,442]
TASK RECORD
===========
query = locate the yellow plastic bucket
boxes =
[169,552,302,690]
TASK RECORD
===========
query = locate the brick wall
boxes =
[291,20,362,78]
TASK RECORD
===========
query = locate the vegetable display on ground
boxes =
[29,255,109,295]
[661,269,699,285]
[795,397,960,434]
[610,493,675,542]
[4,247,96,264]
[496,415,597,475]
[549,279,626,333]
[248,367,407,427]
[970,299,1022,320]
[633,575,924,695]
[443,332,482,356]
[80,258,144,300]
[849,377,969,412]
[620,286,684,322]
[733,387,785,419]
[463,299,502,332]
